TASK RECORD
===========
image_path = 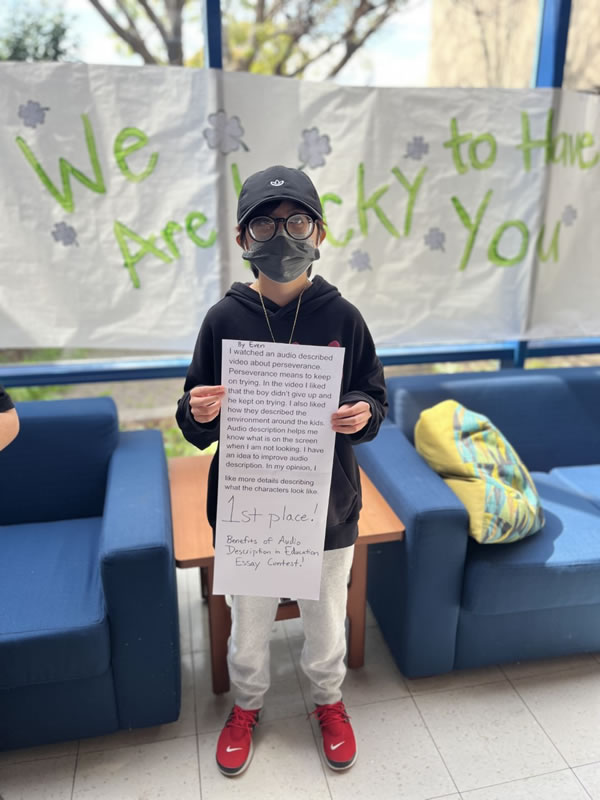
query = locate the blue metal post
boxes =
[204,0,223,69]
[534,0,572,87]
[517,0,574,368]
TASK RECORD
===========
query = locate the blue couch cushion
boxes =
[462,472,600,615]
[0,517,110,688]
[388,367,600,472]
[551,465,600,510]
[1,398,119,525]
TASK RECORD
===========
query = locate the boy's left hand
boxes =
[331,401,371,434]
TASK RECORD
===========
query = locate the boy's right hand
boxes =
[189,385,226,424]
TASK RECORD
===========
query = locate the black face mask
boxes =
[242,233,320,283]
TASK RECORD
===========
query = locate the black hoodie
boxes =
[0,386,14,412]
[176,274,388,551]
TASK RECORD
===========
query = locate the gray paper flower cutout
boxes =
[349,250,372,272]
[52,222,79,247]
[405,136,429,160]
[562,205,577,226]
[298,127,331,169]
[203,110,249,154]
[18,100,50,128]
[425,227,445,252]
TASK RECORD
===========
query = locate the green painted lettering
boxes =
[550,132,570,166]
[536,222,560,262]
[15,113,105,212]
[443,118,471,175]
[320,193,353,247]
[162,221,183,258]
[451,190,493,271]
[114,127,159,183]
[577,132,600,169]
[186,212,217,248]
[231,163,243,197]
[113,220,172,288]
[517,109,554,172]
[357,163,400,238]
[469,134,497,170]
[488,220,529,266]
[391,166,427,236]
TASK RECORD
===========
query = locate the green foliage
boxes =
[118,416,218,459]
[89,0,402,77]
[8,385,69,402]
[0,3,77,62]
[161,426,218,459]
[219,0,404,78]
[0,348,91,364]
[431,360,497,374]
[226,18,294,74]
[23,348,66,362]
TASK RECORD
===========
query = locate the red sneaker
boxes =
[216,705,260,776]
[311,700,357,770]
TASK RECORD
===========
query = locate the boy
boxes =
[0,385,19,451]
[176,165,387,777]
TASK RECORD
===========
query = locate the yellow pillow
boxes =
[414,399,545,544]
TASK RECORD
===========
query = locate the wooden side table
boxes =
[169,455,404,694]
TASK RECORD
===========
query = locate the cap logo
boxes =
[270,179,285,186]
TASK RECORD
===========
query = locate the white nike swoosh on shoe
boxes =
[330,741,345,750]
[226,746,243,752]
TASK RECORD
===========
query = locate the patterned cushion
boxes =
[414,399,545,544]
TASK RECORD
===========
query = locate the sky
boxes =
[332,1,433,87]
[1,0,433,87]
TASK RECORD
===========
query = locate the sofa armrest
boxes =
[100,430,181,728]
[355,420,470,677]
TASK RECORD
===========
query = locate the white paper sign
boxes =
[213,339,345,600]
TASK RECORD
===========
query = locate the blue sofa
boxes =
[0,398,180,750]
[356,367,600,679]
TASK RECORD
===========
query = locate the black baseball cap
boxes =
[237,165,323,224]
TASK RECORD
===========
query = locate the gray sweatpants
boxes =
[227,545,355,709]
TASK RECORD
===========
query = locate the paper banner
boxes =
[1,63,599,349]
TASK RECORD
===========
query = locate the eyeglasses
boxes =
[247,213,315,242]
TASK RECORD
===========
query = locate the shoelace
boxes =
[226,706,259,731]
[309,701,350,726]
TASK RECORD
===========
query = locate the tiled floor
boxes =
[3,570,600,800]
